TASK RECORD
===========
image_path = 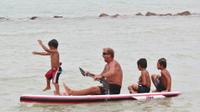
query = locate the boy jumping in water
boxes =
[151,58,171,92]
[32,39,62,95]
[128,58,151,93]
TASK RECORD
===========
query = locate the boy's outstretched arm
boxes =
[38,40,56,53]
[32,51,50,56]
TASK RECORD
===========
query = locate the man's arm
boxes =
[32,51,50,56]
[38,40,56,53]
[93,63,115,81]
[99,66,107,76]
[93,66,107,80]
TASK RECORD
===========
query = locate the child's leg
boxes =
[151,74,159,86]
[53,69,61,95]
[53,83,60,95]
[132,84,138,93]
[128,85,134,93]
[43,79,51,91]
[44,69,53,91]
[151,74,160,92]
[128,84,138,94]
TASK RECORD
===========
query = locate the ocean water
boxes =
[0,0,200,112]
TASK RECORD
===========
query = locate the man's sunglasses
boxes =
[102,52,109,55]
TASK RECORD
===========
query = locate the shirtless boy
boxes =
[32,39,62,95]
[128,58,151,93]
[151,58,171,92]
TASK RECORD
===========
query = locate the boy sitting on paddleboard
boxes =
[32,39,62,95]
[151,58,171,92]
[128,58,151,93]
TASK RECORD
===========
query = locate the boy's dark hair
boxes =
[137,58,147,69]
[48,39,58,48]
[158,58,167,68]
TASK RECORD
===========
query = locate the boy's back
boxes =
[139,70,151,87]
[160,69,171,91]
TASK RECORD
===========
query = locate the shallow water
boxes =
[0,0,200,112]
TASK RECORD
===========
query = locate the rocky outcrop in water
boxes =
[136,11,191,16]
[99,13,120,18]
[145,12,157,16]
[99,13,109,17]
[145,12,173,16]
[53,16,63,18]
[0,10,194,22]
[30,16,38,20]
[136,12,143,16]
[0,17,9,21]
[111,14,120,18]
[99,11,192,18]
[174,11,191,16]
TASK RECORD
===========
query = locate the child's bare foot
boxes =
[54,91,60,95]
[63,83,72,95]
[152,90,158,92]
[130,91,136,94]
[129,91,134,94]
[62,92,68,96]
[43,87,51,91]
[128,87,134,94]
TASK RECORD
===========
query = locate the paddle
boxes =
[79,67,110,94]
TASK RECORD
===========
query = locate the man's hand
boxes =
[84,71,91,76]
[94,75,103,81]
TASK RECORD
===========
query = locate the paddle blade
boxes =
[79,67,86,76]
